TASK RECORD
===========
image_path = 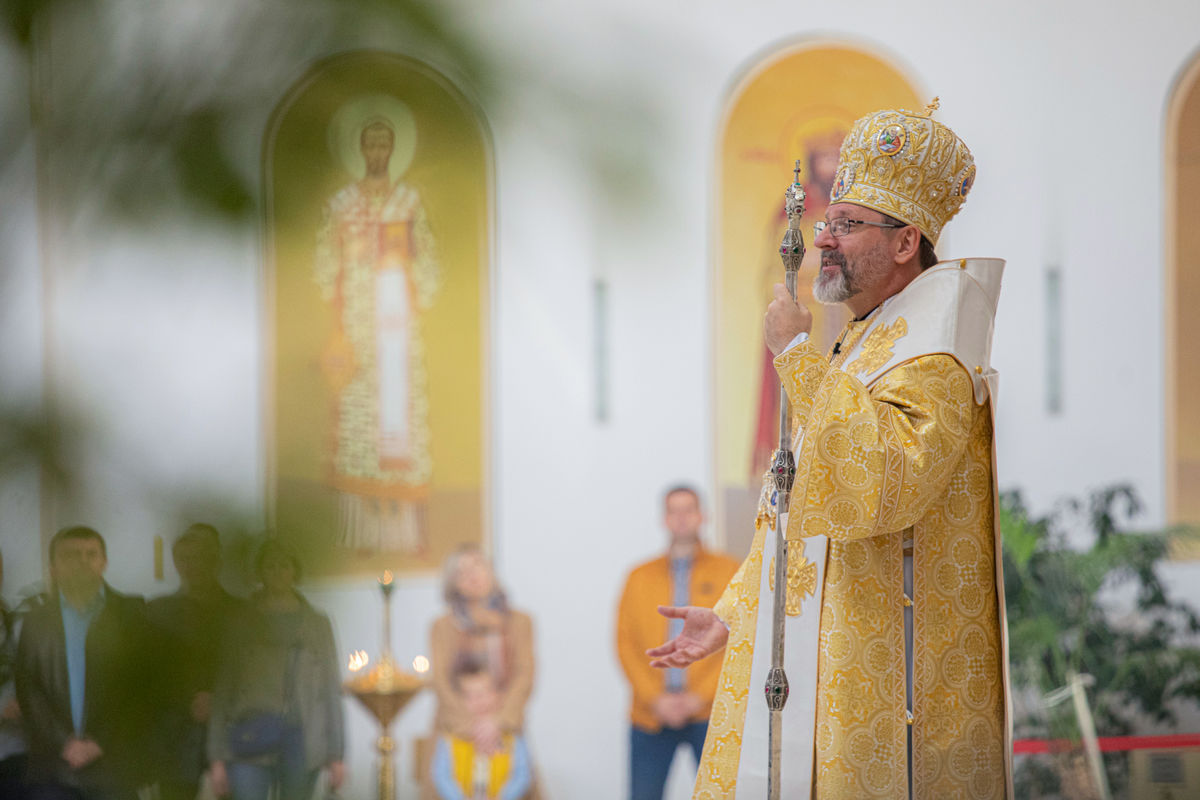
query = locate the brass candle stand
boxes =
[344,571,427,800]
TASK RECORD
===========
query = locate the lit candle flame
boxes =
[412,655,430,674]
[348,650,370,672]
[380,569,394,586]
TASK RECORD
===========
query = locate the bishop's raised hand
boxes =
[646,605,729,669]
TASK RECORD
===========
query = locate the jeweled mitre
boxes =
[830,101,975,246]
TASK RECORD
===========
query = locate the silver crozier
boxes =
[766,161,806,799]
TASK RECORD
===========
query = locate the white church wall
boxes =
[0,33,46,601]
[0,153,45,600]
[2,1,1200,798]
[32,223,262,593]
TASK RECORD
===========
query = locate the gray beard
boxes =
[813,240,894,305]
[813,263,856,304]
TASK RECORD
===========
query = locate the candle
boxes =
[378,570,395,660]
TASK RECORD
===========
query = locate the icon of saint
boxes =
[314,111,440,554]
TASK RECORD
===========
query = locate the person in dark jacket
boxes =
[207,540,344,800]
[15,526,154,800]
[147,524,245,800]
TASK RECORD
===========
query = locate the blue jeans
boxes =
[227,720,318,800]
[227,761,318,800]
[227,722,315,800]
[630,721,708,800]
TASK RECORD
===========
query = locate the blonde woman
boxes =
[430,547,534,773]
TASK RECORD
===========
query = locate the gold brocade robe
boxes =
[696,314,1009,799]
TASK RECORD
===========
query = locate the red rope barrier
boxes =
[1013,733,1200,754]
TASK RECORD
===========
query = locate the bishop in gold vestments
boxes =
[650,104,1012,800]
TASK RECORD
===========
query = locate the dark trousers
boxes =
[629,721,708,800]
[156,720,207,800]
[24,780,135,800]
[24,754,141,800]
[0,754,28,799]
[158,779,201,800]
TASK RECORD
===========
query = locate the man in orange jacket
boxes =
[615,486,740,800]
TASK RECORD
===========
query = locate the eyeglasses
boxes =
[814,218,905,238]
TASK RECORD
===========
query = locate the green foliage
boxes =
[1002,485,1200,796]
[0,399,79,496]
[1003,485,1200,732]
[0,0,501,223]
[1,0,56,47]
[1,0,666,228]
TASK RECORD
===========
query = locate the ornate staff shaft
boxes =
[765,161,805,799]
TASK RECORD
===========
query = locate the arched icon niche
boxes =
[712,41,922,554]
[1166,50,1200,534]
[263,51,492,576]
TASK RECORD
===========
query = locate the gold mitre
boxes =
[829,99,975,246]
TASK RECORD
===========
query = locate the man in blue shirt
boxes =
[615,487,740,800]
[16,526,153,800]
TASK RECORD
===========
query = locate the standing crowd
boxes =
[1,486,737,800]
[0,525,345,800]
[0,527,548,800]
